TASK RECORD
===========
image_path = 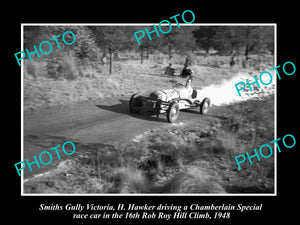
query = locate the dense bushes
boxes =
[24,26,102,79]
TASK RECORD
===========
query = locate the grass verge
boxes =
[24,95,274,194]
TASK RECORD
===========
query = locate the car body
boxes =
[129,83,211,123]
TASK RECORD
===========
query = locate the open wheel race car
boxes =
[129,78,211,123]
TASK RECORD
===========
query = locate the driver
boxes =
[185,75,193,96]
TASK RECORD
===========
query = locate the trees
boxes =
[192,26,274,61]
[163,26,197,58]
[24,25,274,78]
[192,27,219,55]
[152,26,197,60]
[87,26,141,73]
[235,26,274,61]
[135,25,197,61]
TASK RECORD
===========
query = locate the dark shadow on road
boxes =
[180,108,199,114]
[181,107,228,120]
[96,99,167,123]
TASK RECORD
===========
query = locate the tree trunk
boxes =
[140,49,144,64]
[243,26,250,68]
[245,44,249,62]
[146,47,149,59]
[108,45,113,75]
[168,44,172,60]
[205,47,210,57]
[101,48,106,65]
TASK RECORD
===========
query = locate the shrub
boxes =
[160,167,226,194]
[109,167,149,193]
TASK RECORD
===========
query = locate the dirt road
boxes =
[23,96,217,179]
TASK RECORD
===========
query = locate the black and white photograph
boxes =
[21,24,276,195]
[5,5,298,225]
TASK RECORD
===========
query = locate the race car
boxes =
[129,78,211,123]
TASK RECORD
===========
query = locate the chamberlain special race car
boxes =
[129,78,211,123]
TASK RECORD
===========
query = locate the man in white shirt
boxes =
[185,76,193,97]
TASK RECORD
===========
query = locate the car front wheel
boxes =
[129,94,142,113]
[167,102,180,123]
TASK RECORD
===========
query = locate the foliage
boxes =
[192,26,274,56]
[23,25,274,79]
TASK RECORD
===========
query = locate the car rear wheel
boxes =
[167,102,179,123]
[200,98,210,114]
[129,94,142,113]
